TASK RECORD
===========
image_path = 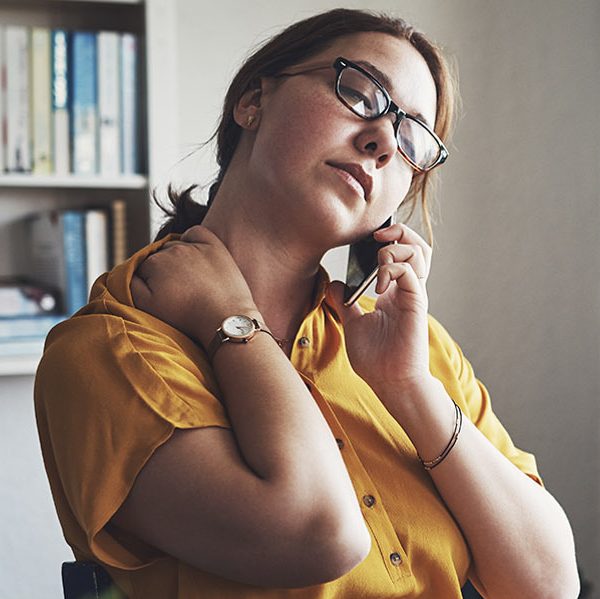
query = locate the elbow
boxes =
[319,518,372,582]
[534,582,580,599]
[544,568,580,599]
[540,538,581,598]
[486,573,580,599]
[290,510,372,586]
[560,581,581,599]
[265,475,371,587]
[503,559,581,599]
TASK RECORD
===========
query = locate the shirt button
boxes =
[390,552,402,566]
[362,494,376,508]
[336,438,344,450]
[298,336,311,348]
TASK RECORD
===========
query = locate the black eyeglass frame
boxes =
[274,56,449,173]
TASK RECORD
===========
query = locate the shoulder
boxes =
[37,311,228,430]
[40,313,128,378]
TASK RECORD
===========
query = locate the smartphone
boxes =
[343,215,394,306]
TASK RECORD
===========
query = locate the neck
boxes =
[200,176,324,344]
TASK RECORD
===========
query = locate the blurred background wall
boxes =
[1,1,597,597]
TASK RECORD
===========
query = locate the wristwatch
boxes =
[207,315,275,361]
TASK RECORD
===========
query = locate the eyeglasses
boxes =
[274,56,449,173]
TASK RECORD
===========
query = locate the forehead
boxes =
[318,32,437,126]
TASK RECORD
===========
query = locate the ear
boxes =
[233,78,268,130]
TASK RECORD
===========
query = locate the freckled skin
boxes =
[243,32,438,251]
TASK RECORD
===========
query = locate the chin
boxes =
[316,199,366,240]
[291,187,374,246]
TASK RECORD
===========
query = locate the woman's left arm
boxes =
[374,374,579,599]
[329,222,579,599]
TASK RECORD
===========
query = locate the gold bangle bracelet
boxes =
[418,400,463,471]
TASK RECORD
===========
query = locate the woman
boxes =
[34,8,579,598]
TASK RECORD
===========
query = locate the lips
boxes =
[327,161,373,201]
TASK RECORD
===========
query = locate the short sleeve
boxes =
[34,314,231,571]
[427,314,543,487]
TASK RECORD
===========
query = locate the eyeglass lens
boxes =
[337,66,441,170]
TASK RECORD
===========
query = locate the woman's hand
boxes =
[131,226,259,346]
[329,222,432,393]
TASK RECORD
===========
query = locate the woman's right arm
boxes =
[109,228,371,588]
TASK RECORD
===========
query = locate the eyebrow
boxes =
[355,59,432,128]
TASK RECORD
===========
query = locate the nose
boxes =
[354,113,399,168]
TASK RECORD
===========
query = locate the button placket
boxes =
[298,379,411,582]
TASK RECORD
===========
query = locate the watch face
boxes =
[222,315,255,339]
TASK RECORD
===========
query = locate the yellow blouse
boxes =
[34,234,542,599]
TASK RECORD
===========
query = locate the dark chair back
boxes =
[62,561,126,599]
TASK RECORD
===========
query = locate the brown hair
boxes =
[154,8,458,244]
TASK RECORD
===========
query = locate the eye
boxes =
[399,134,416,161]
[339,84,374,114]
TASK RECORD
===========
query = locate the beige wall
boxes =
[170,0,599,583]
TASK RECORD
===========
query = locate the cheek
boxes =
[254,86,342,168]
[382,156,414,208]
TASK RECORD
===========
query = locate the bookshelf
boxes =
[0,0,178,375]
[0,174,147,188]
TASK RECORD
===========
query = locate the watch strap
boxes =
[207,328,228,362]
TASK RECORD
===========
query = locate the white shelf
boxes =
[0,353,40,376]
[0,339,45,376]
[0,174,148,189]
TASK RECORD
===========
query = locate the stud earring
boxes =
[246,115,255,127]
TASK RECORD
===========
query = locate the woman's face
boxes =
[245,32,438,246]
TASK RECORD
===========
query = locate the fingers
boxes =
[375,224,431,284]
[375,261,423,295]
[374,223,432,268]
[377,242,427,279]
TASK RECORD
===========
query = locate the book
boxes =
[61,210,88,312]
[85,208,109,293]
[98,31,121,176]
[5,26,31,172]
[51,29,70,175]
[24,210,88,315]
[0,277,59,317]
[120,33,138,174]
[110,198,127,266]
[32,27,52,174]
[70,31,98,174]
[10,205,116,318]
